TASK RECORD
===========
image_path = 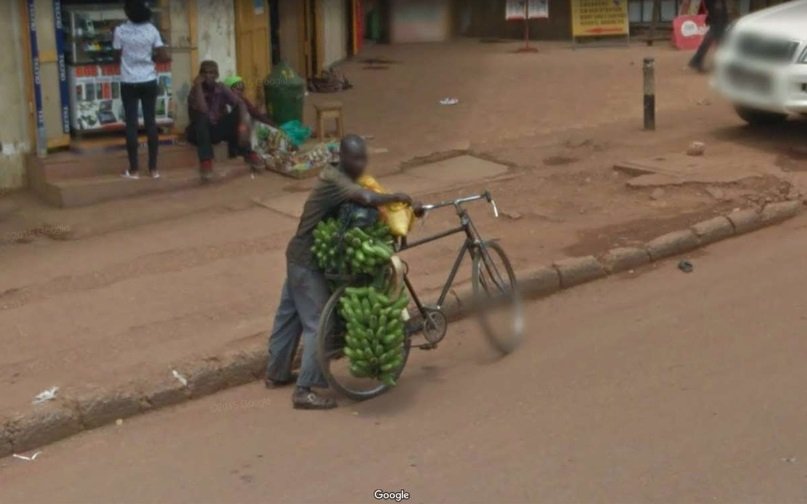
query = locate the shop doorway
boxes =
[303,0,321,78]
[269,0,282,65]
[235,0,272,103]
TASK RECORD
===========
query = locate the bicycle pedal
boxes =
[417,343,438,351]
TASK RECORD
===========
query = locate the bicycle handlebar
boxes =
[421,191,499,218]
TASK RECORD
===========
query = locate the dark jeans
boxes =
[690,18,727,69]
[266,262,331,389]
[121,80,159,173]
[185,109,251,162]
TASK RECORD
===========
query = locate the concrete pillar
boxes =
[0,1,30,189]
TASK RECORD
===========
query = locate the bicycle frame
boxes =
[397,193,494,315]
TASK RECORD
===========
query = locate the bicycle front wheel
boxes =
[472,241,524,354]
[316,286,410,401]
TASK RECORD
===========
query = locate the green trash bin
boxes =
[368,8,382,41]
[264,61,305,126]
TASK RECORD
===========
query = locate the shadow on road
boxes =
[712,116,807,157]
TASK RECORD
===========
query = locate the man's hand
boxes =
[412,201,425,218]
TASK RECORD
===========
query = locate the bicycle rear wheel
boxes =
[316,286,410,401]
[472,241,524,354]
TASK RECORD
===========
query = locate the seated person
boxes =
[223,75,274,126]
[185,60,264,180]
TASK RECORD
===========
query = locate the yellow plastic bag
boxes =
[358,175,415,237]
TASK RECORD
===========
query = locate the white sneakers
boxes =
[122,170,161,180]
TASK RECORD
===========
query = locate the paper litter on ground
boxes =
[13,451,42,462]
[172,370,188,387]
[32,386,59,405]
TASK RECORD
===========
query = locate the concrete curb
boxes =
[1,201,803,458]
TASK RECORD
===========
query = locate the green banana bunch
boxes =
[343,226,395,277]
[312,219,341,274]
[313,218,406,386]
[312,219,395,277]
[339,286,409,386]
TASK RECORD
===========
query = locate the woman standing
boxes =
[114,0,170,179]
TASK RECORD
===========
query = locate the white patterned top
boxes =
[113,21,164,84]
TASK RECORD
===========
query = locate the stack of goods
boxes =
[253,123,337,176]
[312,203,409,386]
[308,70,353,93]
[339,286,408,385]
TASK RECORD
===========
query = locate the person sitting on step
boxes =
[185,60,264,181]
[223,75,275,128]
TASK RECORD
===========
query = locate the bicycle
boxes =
[316,191,524,401]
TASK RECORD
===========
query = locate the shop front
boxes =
[17,0,182,158]
[13,1,241,161]
[389,0,452,44]
[61,1,174,133]
[628,0,793,33]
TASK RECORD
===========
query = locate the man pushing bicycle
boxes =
[265,134,420,410]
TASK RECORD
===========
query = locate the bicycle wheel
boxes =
[316,286,411,401]
[472,241,524,354]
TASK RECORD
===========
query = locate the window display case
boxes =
[62,3,173,133]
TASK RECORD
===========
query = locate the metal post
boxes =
[515,2,538,53]
[524,16,529,50]
[643,57,656,131]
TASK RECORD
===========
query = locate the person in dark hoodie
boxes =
[689,0,729,73]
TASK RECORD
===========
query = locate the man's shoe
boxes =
[688,60,706,74]
[292,387,337,410]
[264,373,297,389]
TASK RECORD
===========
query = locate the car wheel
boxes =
[735,106,787,126]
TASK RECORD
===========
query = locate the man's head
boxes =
[199,61,219,88]
[231,81,246,97]
[125,0,152,23]
[223,75,245,96]
[340,134,368,180]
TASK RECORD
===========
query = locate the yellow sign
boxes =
[571,0,629,38]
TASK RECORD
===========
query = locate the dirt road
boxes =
[4,217,807,503]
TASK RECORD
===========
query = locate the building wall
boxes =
[463,0,572,40]
[168,1,193,129]
[278,0,305,76]
[390,0,451,44]
[321,0,348,68]
[197,0,238,78]
[0,1,30,189]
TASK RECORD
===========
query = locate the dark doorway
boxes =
[269,0,281,64]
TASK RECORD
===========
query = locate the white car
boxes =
[713,0,807,125]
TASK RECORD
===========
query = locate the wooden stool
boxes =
[315,101,344,142]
